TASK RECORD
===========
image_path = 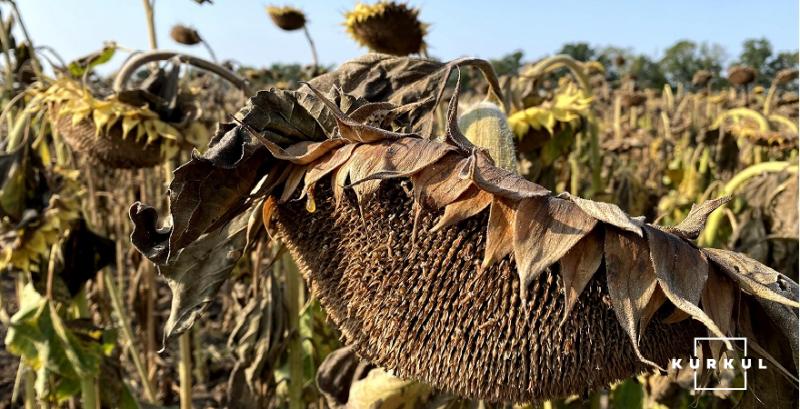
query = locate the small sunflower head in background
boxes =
[266,5,307,31]
[344,1,428,56]
[727,65,757,87]
[170,24,202,46]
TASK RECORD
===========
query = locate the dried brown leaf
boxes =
[302,144,357,197]
[638,286,666,341]
[701,267,736,361]
[672,196,731,240]
[258,138,345,165]
[462,151,550,200]
[411,153,473,209]
[430,187,492,232]
[604,227,662,368]
[513,197,597,298]
[645,226,730,346]
[279,165,307,203]
[303,82,415,143]
[347,137,457,186]
[482,197,516,269]
[559,229,603,322]
[702,247,800,308]
[562,193,643,236]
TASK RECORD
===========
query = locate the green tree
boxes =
[660,40,726,88]
[558,42,596,62]
[628,55,668,89]
[737,38,773,85]
[490,50,524,76]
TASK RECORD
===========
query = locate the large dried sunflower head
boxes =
[344,1,427,56]
[266,5,307,31]
[170,24,202,45]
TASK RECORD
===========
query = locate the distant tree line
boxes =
[490,38,799,90]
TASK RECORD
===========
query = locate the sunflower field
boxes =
[0,1,798,408]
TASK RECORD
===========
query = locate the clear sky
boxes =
[10,0,800,70]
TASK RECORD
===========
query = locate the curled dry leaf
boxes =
[429,187,492,232]
[482,196,516,269]
[671,196,732,240]
[604,227,662,368]
[513,196,597,298]
[703,247,799,307]
[645,226,730,347]
[701,267,736,361]
[559,228,603,322]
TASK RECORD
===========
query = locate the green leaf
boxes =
[4,284,104,401]
[67,44,116,77]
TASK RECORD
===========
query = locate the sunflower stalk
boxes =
[112,50,247,94]
[302,26,318,70]
[700,161,798,246]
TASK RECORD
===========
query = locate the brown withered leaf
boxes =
[160,205,254,340]
[303,82,416,143]
[165,127,267,258]
[257,138,345,165]
[638,286,667,342]
[671,196,731,240]
[513,197,597,298]
[342,144,387,203]
[430,187,492,232]
[661,309,690,324]
[302,144,357,198]
[462,151,550,201]
[645,226,730,345]
[349,101,396,124]
[347,137,456,185]
[701,267,736,361]
[332,162,351,206]
[482,197,516,269]
[279,165,307,203]
[303,54,505,136]
[702,248,799,308]
[604,227,662,368]
[559,229,603,322]
[561,193,643,236]
[411,153,473,210]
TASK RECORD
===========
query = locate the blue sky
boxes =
[11,1,800,70]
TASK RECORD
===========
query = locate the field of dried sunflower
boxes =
[1,1,798,408]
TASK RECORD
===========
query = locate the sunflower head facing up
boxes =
[344,1,428,56]
[266,5,307,31]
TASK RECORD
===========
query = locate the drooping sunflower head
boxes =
[0,168,82,273]
[170,24,202,45]
[266,5,307,31]
[344,1,427,56]
[26,77,182,167]
[692,69,712,88]
[727,65,757,87]
[775,68,798,85]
